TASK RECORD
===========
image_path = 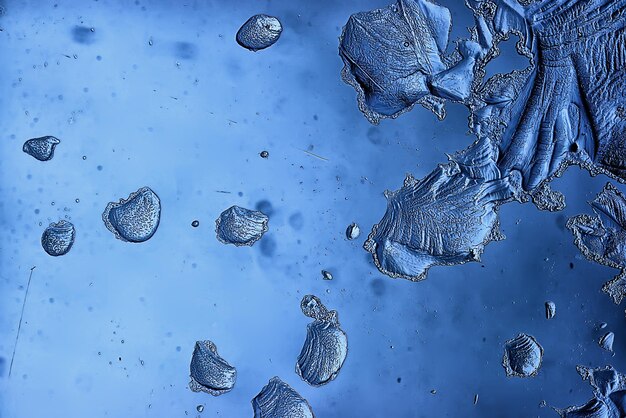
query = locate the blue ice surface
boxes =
[0,0,624,417]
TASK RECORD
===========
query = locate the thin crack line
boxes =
[9,266,36,378]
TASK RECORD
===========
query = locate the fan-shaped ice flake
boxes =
[502,333,543,378]
[364,137,518,280]
[215,206,269,247]
[296,295,347,387]
[189,340,236,396]
[102,187,161,243]
[252,377,314,418]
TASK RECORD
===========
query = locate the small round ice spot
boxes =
[41,220,75,256]
[236,14,282,51]
[215,205,269,247]
[345,223,360,240]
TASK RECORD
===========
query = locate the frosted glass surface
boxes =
[1,1,624,417]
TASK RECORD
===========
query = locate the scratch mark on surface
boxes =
[9,266,36,378]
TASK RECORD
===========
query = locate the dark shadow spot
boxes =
[255,200,274,216]
[370,278,385,296]
[288,212,304,230]
[367,126,383,145]
[259,235,276,257]
[174,42,197,60]
[71,26,96,45]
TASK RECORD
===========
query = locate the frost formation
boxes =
[340,0,626,283]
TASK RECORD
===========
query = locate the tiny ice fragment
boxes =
[41,220,75,256]
[321,270,333,281]
[236,15,282,52]
[296,295,347,387]
[260,151,269,159]
[599,332,615,353]
[502,333,543,378]
[345,223,360,240]
[252,376,314,418]
[189,340,236,396]
[102,187,161,243]
[545,301,556,320]
[23,136,60,161]
[215,205,269,247]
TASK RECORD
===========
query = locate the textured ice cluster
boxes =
[339,0,626,289]
[556,365,626,417]
[296,295,348,387]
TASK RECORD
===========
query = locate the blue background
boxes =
[0,0,624,416]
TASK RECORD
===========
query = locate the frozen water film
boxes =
[1,0,626,417]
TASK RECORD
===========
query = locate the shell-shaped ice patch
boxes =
[41,220,75,256]
[296,320,347,387]
[189,340,236,396]
[338,0,452,124]
[102,187,161,243]
[252,377,314,418]
[236,14,282,52]
[502,333,543,378]
[215,205,269,247]
[23,136,60,161]
[365,138,518,281]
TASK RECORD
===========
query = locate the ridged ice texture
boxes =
[22,136,60,161]
[236,15,282,52]
[102,187,161,243]
[189,340,236,396]
[251,377,314,418]
[502,333,543,378]
[364,137,518,280]
[339,0,453,124]
[340,0,626,282]
[296,295,347,387]
[567,183,626,304]
[215,205,269,247]
[556,365,626,417]
[41,220,75,256]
